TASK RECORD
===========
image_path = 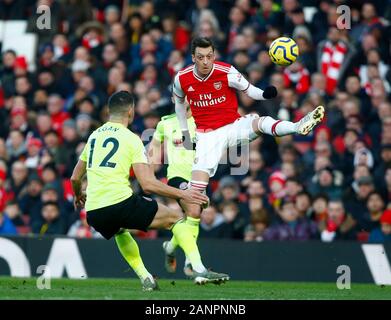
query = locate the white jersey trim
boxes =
[227,65,250,91]
[173,73,185,99]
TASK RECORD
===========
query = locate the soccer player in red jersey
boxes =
[166,37,324,273]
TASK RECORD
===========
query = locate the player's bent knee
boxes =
[171,210,183,223]
[164,210,183,229]
[186,205,201,219]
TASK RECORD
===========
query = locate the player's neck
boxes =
[194,66,208,79]
[108,117,128,127]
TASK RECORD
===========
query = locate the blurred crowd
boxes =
[1,0,391,243]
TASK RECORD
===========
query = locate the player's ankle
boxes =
[165,240,176,254]
[141,273,155,283]
[192,264,206,273]
[293,121,300,133]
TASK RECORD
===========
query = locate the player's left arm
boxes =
[227,66,277,100]
[70,159,87,209]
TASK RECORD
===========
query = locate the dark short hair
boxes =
[108,90,134,115]
[296,190,312,201]
[191,37,215,55]
[280,197,295,208]
[367,191,385,203]
[4,49,16,56]
[313,193,329,202]
[44,129,58,137]
[42,201,59,209]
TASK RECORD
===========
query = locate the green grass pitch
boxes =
[0,277,390,300]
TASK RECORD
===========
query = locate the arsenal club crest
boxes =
[213,81,222,90]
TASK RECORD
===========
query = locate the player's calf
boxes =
[255,106,325,137]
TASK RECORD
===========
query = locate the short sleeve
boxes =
[79,142,88,162]
[173,73,185,99]
[130,135,148,164]
[153,120,165,143]
[227,65,250,91]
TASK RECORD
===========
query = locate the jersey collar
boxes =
[193,64,215,82]
[106,121,125,128]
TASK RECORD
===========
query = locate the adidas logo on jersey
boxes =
[188,86,195,91]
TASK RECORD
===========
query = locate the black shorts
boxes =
[167,177,189,190]
[167,177,189,205]
[86,194,158,240]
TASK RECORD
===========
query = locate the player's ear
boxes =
[191,55,195,63]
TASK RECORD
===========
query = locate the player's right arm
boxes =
[133,163,208,205]
[132,135,207,205]
[173,74,193,150]
[71,144,88,209]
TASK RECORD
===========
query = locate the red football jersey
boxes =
[174,61,249,131]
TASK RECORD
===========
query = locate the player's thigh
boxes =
[148,203,184,230]
[227,114,260,147]
[193,129,228,177]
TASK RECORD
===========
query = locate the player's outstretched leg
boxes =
[163,177,206,276]
[295,106,325,135]
[171,219,229,284]
[254,105,325,137]
[151,203,229,284]
[115,229,159,291]
[163,216,200,276]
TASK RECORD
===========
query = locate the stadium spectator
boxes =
[31,201,67,236]
[241,150,269,190]
[368,209,391,243]
[219,201,247,239]
[310,194,328,223]
[310,0,331,44]
[0,211,17,235]
[212,176,241,206]
[309,166,343,200]
[295,191,312,219]
[199,204,232,238]
[4,201,25,234]
[283,60,310,95]
[317,26,356,95]
[67,209,102,238]
[244,208,270,242]
[7,161,29,200]
[268,171,286,211]
[6,130,27,164]
[18,174,43,224]
[127,12,144,46]
[263,198,318,241]
[319,200,358,242]
[362,191,386,232]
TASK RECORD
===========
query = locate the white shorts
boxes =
[193,114,259,177]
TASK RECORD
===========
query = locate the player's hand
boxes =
[74,192,86,210]
[180,189,209,206]
[262,86,278,99]
[181,130,196,150]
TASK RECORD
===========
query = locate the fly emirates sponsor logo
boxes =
[188,93,226,107]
